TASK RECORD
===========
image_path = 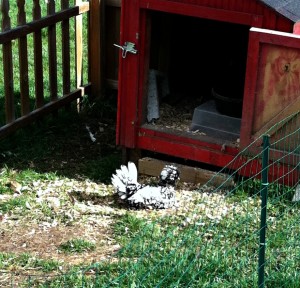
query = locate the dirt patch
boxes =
[0,174,128,267]
[0,218,119,267]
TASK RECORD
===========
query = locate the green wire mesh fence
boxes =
[2,111,300,287]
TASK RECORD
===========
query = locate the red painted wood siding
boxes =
[160,0,293,32]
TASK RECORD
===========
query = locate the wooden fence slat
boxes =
[2,0,15,123]
[76,0,83,89]
[17,0,30,115]
[89,0,103,98]
[61,0,71,95]
[76,0,84,110]
[47,0,58,101]
[33,0,44,108]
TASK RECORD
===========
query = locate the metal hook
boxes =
[114,42,138,58]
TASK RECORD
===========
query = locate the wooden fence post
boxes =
[89,0,104,98]
[61,0,71,96]
[33,0,45,108]
[47,0,58,102]
[17,0,30,116]
[2,0,15,123]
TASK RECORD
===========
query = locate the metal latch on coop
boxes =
[114,42,138,58]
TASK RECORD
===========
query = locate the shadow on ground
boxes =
[0,92,122,183]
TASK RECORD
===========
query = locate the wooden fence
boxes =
[0,0,103,140]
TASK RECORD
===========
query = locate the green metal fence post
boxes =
[258,135,270,288]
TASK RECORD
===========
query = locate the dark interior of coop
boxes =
[145,11,250,143]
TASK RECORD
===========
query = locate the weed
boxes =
[59,239,96,254]
[0,196,28,214]
[0,252,60,273]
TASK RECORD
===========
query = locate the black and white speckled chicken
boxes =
[111,162,180,209]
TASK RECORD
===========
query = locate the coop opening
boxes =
[145,11,249,143]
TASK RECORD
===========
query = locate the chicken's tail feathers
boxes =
[111,162,139,198]
[111,174,126,194]
[128,161,138,182]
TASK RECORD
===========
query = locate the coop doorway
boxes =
[145,11,250,144]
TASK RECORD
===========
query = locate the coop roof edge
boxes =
[259,0,300,23]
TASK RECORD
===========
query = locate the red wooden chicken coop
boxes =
[115,0,300,182]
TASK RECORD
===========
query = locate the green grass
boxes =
[0,196,28,213]
[0,167,58,187]
[59,239,96,254]
[0,252,60,273]
[98,188,298,287]
[1,169,299,287]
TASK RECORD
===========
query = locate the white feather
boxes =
[128,162,138,182]
[111,174,126,193]
[120,165,129,177]
[115,169,127,183]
